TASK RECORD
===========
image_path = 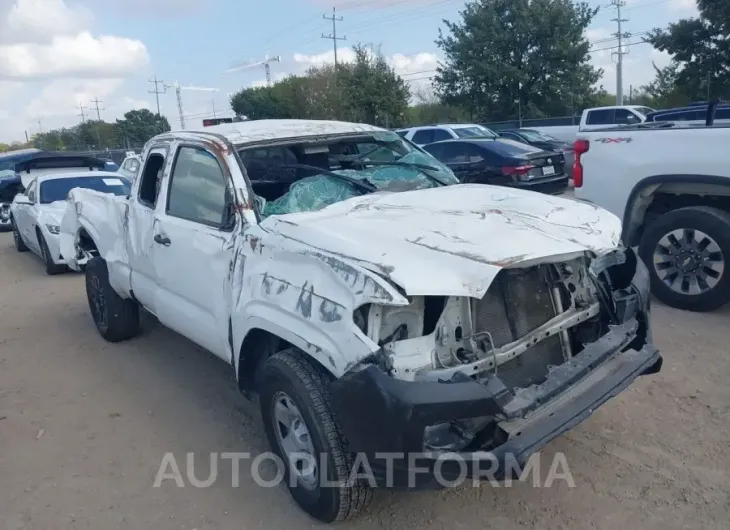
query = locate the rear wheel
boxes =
[639,206,730,312]
[85,257,140,342]
[11,217,28,252]
[259,349,373,522]
[37,230,66,275]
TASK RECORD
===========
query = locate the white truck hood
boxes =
[262,184,622,298]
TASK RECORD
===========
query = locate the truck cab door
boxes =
[127,145,169,315]
[149,143,237,360]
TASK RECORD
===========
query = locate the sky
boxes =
[0,0,700,144]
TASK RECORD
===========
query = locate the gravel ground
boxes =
[1,220,728,530]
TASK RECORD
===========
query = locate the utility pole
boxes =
[321,7,346,67]
[149,75,166,115]
[609,0,630,106]
[89,97,105,148]
[90,97,104,121]
[77,103,88,123]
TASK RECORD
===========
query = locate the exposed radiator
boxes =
[472,266,566,389]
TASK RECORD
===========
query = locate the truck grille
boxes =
[472,267,566,389]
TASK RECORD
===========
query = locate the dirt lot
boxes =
[1,228,728,530]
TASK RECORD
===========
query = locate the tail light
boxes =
[572,139,590,187]
[501,165,534,179]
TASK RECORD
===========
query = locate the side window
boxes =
[465,144,485,163]
[431,129,453,142]
[440,143,470,164]
[167,146,227,227]
[715,108,730,120]
[138,151,166,208]
[26,180,37,202]
[587,109,614,125]
[411,129,435,144]
[129,159,140,173]
[423,143,444,160]
[614,109,641,125]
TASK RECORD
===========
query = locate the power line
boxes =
[590,40,648,53]
[321,7,346,66]
[148,75,166,116]
[90,97,104,121]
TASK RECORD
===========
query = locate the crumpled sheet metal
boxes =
[263,184,623,299]
[60,188,130,284]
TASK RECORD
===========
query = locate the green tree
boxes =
[230,44,410,127]
[114,109,171,147]
[434,0,603,121]
[646,0,730,102]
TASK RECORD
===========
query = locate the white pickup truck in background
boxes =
[530,105,653,143]
[574,117,730,312]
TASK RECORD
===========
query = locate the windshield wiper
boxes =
[274,163,377,193]
[351,160,448,187]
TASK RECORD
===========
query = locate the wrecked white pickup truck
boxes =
[59,119,662,523]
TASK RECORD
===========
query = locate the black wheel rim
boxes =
[653,228,725,296]
[89,275,108,330]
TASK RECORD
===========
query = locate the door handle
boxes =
[154,234,171,246]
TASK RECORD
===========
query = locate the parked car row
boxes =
[1,119,663,523]
[397,124,573,193]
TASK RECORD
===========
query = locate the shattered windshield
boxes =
[238,130,459,218]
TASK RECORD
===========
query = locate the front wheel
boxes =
[37,230,67,275]
[639,206,730,312]
[11,217,28,252]
[85,257,140,342]
[259,349,373,523]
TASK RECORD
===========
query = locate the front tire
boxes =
[639,206,730,312]
[37,230,66,275]
[259,349,373,523]
[11,217,28,252]
[85,256,140,342]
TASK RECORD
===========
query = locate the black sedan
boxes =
[422,138,569,194]
[497,129,574,166]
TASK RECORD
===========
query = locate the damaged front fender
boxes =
[231,229,408,378]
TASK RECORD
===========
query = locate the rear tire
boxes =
[639,206,730,312]
[85,256,140,342]
[37,230,66,275]
[11,217,28,252]
[259,349,373,522]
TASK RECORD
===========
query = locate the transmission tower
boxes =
[149,75,166,115]
[322,7,346,67]
[609,0,631,105]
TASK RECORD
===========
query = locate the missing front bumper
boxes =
[330,317,661,488]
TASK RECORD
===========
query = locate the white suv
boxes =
[396,123,499,145]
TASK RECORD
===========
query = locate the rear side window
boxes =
[586,109,615,125]
[138,152,166,208]
[431,129,453,142]
[167,146,227,227]
[395,130,408,138]
[411,129,435,144]
[614,109,642,125]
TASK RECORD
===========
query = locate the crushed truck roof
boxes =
[185,119,385,145]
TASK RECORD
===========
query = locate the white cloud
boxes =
[0,0,151,142]
[591,42,672,94]
[25,78,124,118]
[1,0,93,43]
[0,0,148,80]
[0,33,148,80]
